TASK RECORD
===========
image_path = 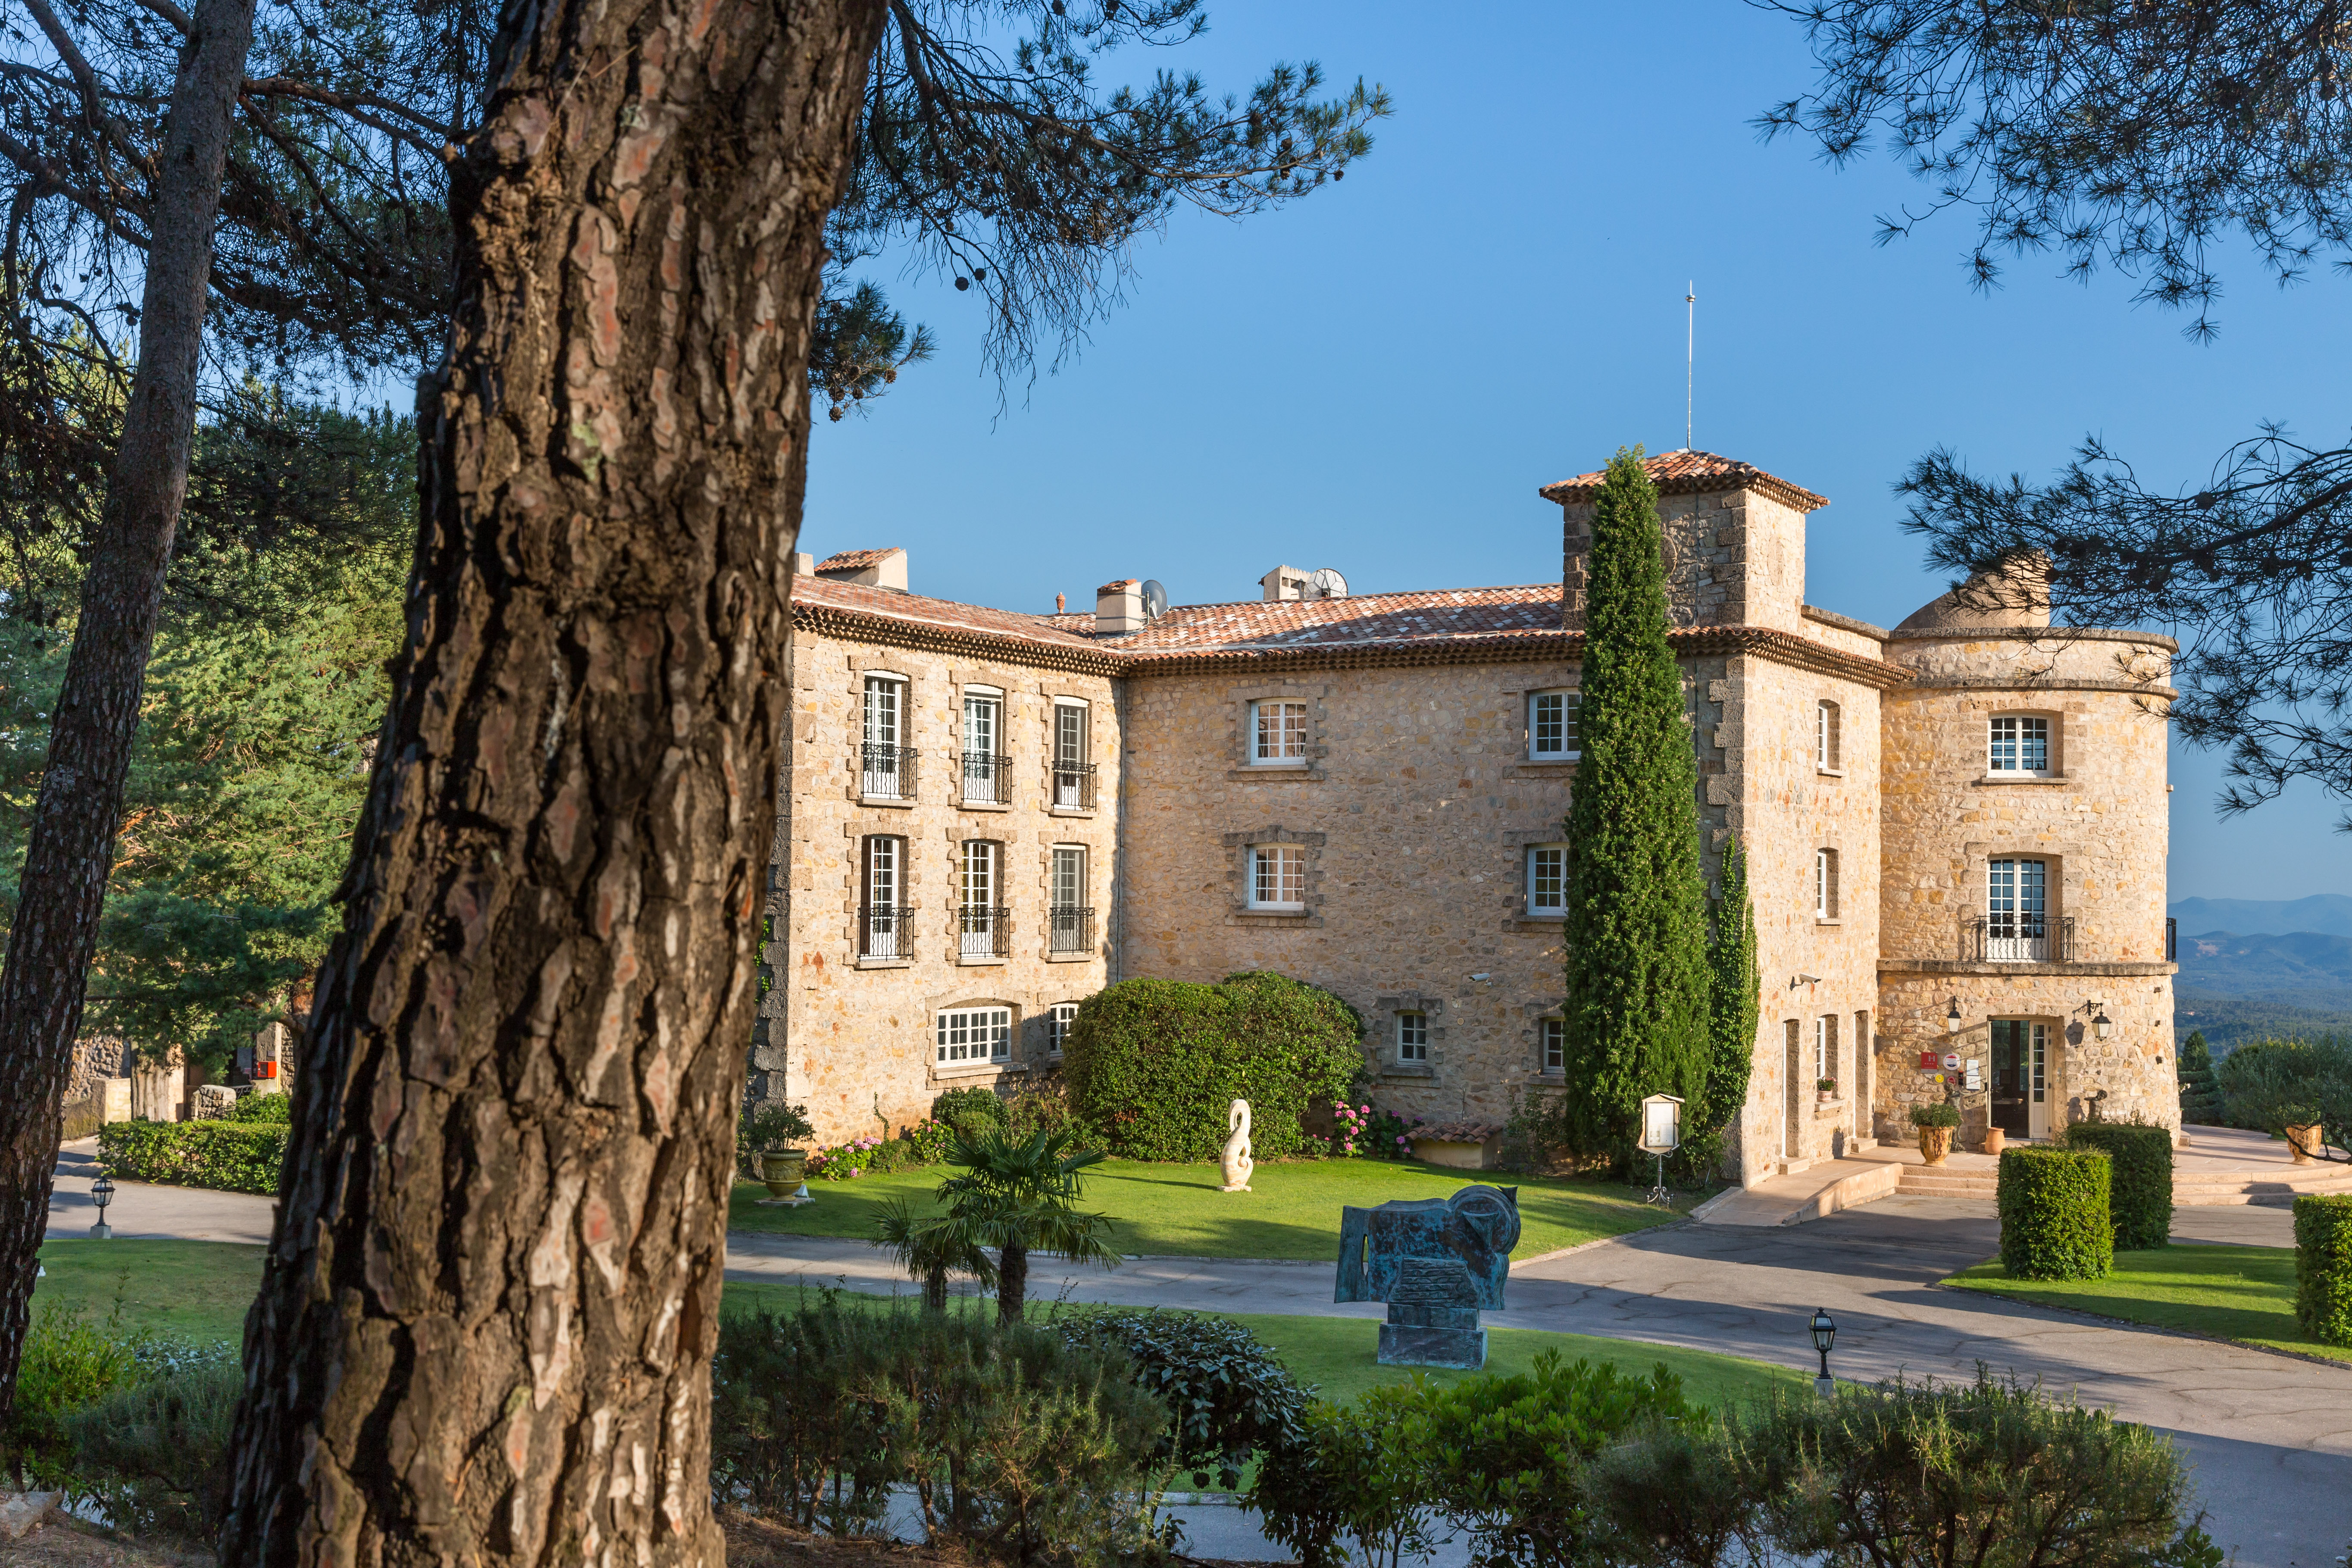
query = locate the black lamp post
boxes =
[90,1174,115,1240]
[1809,1306,1836,1397]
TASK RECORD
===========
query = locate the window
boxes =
[1988,714,2052,775]
[1526,845,1567,916]
[1814,1014,1838,1086]
[1987,858,2049,960]
[1050,846,1092,953]
[2030,1021,2048,1104]
[1248,844,1305,909]
[1249,700,1309,765]
[1053,701,1093,808]
[960,840,1004,957]
[858,836,906,958]
[1045,1002,1081,1057]
[1540,1018,1565,1074]
[1814,848,1840,920]
[1396,1011,1429,1064]
[936,1005,1012,1065]
[1529,690,1581,760]
[1815,700,1842,771]
[861,676,910,798]
[962,689,1005,803]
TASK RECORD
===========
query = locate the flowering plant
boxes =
[904,1117,955,1163]
[1330,1102,1374,1155]
[1329,1103,1423,1159]
[806,1136,884,1180]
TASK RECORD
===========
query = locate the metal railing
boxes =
[959,751,1013,805]
[2166,916,2177,962]
[1052,761,1097,811]
[1970,913,2075,963]
[859,903,916,959]
[959,905,1011,958]
[1049,905,1095,954]
[860,743,917,800]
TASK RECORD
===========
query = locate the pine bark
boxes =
[0,0,254,1414]
[218,0,885,1560]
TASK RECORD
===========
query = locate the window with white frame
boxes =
[1540,1017,1565,1074]
[1986,857,2049,959]
[1814,1014,1838,1085]
[1529,689,1581,760]
[1249,700,1310,765]
[1816,700,1842,770]
[1396,1011,1429,1064]
[1049,845,1090,952]
[1045,1001,1081,1057]
[1814,848,1840,920]
[1053,701,1092,807]
[1248,844,1305,909]
[858,835,906,958]
[961,689,1004,802]
[960,840,1002,956]
[1526,844,1567,917]
[936,1005,1012,1064]
[1988,714,2052,775]
[861,675,908,797]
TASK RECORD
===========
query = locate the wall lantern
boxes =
[1945,997,1963,1034]
[1808,1307,1836,1396]
[90,1174,115,1240]
[2093,1008,2113,1041]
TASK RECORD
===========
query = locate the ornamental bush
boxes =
[1998,1146,2114,1280]
[97,1118,288,1194]
[224,1090,291,1123]
[2294,1193,2352,1346]
[1065,1309,1310,1490]
[2061,1120,2175,1251]
[931,1086,1008,1138]
[1063,971,1361,1162]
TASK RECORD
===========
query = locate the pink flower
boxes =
[1360,1105,1371,1114]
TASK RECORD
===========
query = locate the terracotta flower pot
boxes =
[760,1150,807,1196]
[2286,1124,2323,1165]
[1982,1127,2006,1158]
[1918,1126,1952,1167]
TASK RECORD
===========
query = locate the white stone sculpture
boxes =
[1220,1099,1254,1192]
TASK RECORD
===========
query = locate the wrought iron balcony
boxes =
[959,751,1013,805]
[1049,905,1095,954]
[959,905,1011,958]
[1970,913,2075,963]
[860,742,916,801]
[1051,761,1097,811]
[858,903,916,960]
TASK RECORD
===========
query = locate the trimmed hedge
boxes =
[97,1119,287,1194]
[2061,1121,2174,1251]
[1064,971,1362,1162]
[1997,1146,2113,1280]
[931,1086,1008,1137]
[2295,1193,2352,1346]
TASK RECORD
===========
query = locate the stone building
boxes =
[758,452,2182,1186]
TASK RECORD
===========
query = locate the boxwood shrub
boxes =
[1063,971,1361,1162]
[1997,1146,2113,1280]
[97,1119,287,1194]
[2060,1121,2174,1251]
[2294,1193,2352,1346]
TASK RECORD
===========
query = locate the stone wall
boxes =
[1558,487,1810,635]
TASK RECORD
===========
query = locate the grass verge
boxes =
[732,1158,1686,1261]
[1945,1242,2350,1364]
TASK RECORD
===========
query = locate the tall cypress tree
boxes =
[1698,833,1761,1158]
[1560,448,1712,1157]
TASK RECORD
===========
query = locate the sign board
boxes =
[1636,1093,1683,1155]
[1942,1053,1961,1072]
[1918,1050,1939,1070]
[1964,1062,1982,1092]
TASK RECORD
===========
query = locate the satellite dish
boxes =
[1140,579,1169,620]
[1310,567,1348,600]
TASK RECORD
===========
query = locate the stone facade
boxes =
[762,456,2183,1180]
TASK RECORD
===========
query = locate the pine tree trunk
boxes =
[218,0,885,1560]
[997,1239,1028,1325]
[0,0,253,1418]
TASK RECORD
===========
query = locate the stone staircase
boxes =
[1857,1124,2352,1207]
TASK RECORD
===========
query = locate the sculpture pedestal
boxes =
[1376,1302,1486,1370]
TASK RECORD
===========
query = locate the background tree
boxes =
[935,1127,1119,1324]
[215,5,1384,1563]
[873,1196,998,1313]
[1558,449,1712,1161]
[1690,832,1760,1180]
[2177,1030,2222,1126]
[1757,1,2352,823]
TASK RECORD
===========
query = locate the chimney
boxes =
[788,551,816,575]
[814,547,910,592]
[1095,579,1146,635]
[1056,593,1067,614]
[1260,564,1312,602]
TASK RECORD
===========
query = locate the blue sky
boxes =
[799,2,2352,902]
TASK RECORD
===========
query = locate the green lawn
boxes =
[732,1158,1686,1261]
[36,1238,268,1345]
[1946,1243,2350,1364]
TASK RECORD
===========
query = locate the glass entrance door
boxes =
[1989,1020,2030,1137]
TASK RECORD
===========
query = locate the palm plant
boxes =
[935,1127,1120,1323]
[873,1198,997,1312]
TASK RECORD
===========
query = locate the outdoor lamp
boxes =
[2093,1008,2113,1041]
[1808,1307,1836,1396]
[1945,997,1962,1034]
[90,1174,115,1240]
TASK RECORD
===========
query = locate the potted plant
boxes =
[1815,1077,1838,1105]
[738,1100,815,1196]
[1911,1100,1961,1166]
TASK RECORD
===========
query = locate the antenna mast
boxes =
[1685,281,1695,452]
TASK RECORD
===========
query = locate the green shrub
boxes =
[1999,1147,2114,1280]
[1064,972,1361,1162]
[66,1356,240,1539]
[2295,1194,2352,1346]
[4,1305,144,1486]
[1064,1310,1310,1490]
[2214,1037,2352,1152]
[97,1118,287,1194]
[1909,1101,1959,1130]
[2177,1032,2223,1125]
[223,1091,291,1123]
[932,1086,1009,1138]
[2061,1121,2174,1251]
[1249,1392,1432,1568]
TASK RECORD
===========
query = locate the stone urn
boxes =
[1981,1127,2006,1158]
[1220,1100,1254,1192]
[1918,1126,1952,1167]
[760,1150,807,1197]
[2286,1123,2324,1164]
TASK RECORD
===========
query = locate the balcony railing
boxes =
[1049,905,1095,954]
[1971,913,2075,963]
[1052,761,1096,811]
[860,742,917,800]
[2166,916,2177,962]
[959,905,1011,958]
[859,903,916,959]
[959,751,1013,805]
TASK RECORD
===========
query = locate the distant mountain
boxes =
[2170,894,2352,938]
[2175,929,2352,992]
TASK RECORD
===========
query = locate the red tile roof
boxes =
[1539,451,1828,513]
[815,547,901,573]
[1112,585,1563,656]
[791,575,1106,653]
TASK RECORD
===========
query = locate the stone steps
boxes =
[1891,1159,2352,1205]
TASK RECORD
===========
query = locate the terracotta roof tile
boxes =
[791,575,1104,651]
[815,547,900,573]
[1539,450,1828,513]
[1110,585,1563,656]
